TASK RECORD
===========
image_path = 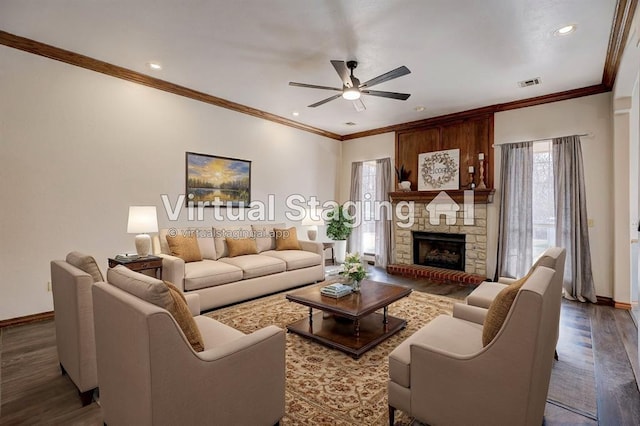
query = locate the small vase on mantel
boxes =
[399,181,411,191]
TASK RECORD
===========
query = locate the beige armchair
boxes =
[388,265,560,426]
[92,267,286,426]
[466,246,566,310]
[50,252,103,406]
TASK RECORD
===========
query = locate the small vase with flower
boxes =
[340,252,367,292]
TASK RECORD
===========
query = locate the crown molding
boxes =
[341,84,609,140]
[0,30,343,141]
[603,0,638,89]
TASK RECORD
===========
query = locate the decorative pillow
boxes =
[226,237,258,257]
[252,223,285,252]
[166,233,203,262]
[482,274,530,346]
[164,281,204,352]
[213,225,253,259]
[274,227,301,251]
[66,251,104,282]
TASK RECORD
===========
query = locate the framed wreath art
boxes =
[418,149,460,191]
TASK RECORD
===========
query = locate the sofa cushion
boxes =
[107,266,172,308]
[226,237,258,257]
[164,281,205,352]
[184,260,243,291]
[274,227,301,251]
[261,250,321,271]
[252,223,285,253]
[219,255,286,279]
[482,274,529,346]
[166,233,203,263]
[213,225,254,259]
[389,315,483,388]
[66,251,104,282]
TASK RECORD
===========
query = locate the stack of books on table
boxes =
[320,283,353,298]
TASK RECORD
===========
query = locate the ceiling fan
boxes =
[289,60,411,112]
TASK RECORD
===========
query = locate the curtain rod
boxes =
[493,132,591,147]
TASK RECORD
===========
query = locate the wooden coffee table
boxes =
[285,280,412,358]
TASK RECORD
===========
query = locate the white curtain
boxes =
[347,161,363,255]
[496,142,534,279]
[375,158,393,268]
[553,136,597,303]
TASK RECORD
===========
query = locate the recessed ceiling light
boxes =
[414,106,425,112]
[345,122,356,126]
[554,24,576,36]
[147,62,162,70]
[292,111,300,117]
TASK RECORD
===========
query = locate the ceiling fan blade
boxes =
[359,66,411,89]
[289,82,342,92]
[308,94,342,107]
[352,99,366,112]
[361,89,411,100]
[330,60,352,87]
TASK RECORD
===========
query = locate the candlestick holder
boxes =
[468,172,476,190]
[477,159,487,189]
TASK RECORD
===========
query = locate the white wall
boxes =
[0,47,340,320]
[494,92,614,297]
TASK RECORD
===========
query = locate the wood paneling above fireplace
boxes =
[395,113,494,191]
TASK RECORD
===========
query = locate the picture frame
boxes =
[418,149,460,191]
[185,152,251,207]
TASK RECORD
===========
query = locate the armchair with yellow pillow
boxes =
[155,224,324,311]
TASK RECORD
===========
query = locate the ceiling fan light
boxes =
[343,88,361,100]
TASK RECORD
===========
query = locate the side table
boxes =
[322,242,336,265]
[108,255,163,279]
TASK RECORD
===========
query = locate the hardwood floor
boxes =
[1,269,639,425]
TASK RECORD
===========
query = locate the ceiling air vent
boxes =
[518,77,542,88]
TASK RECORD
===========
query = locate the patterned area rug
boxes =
[207,288,455,425]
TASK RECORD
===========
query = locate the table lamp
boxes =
[127,206,158,257]
[301,211,325,241]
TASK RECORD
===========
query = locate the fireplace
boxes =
[413,231,466,271]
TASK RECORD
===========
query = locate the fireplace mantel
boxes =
[389,188,495,204]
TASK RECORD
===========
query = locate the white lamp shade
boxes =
[127,206,159,234]
[301,210,325,227]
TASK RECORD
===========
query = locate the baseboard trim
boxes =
[596,296,615,307]
[0,311,54,328]
[596,296,633,310]
[614,301,633,310]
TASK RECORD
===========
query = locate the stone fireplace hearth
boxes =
[413,231,466,271]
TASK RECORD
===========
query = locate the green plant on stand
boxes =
[326,206,353,264]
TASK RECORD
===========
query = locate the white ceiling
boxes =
[0,0,617,136]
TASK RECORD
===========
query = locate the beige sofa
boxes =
[156,224,325,311]
[388,265,561,426]
[93,266,286,425]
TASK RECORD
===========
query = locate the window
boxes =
[360,160,377,255]
[532,141,555,259]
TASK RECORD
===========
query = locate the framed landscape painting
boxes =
[186,152,251,207]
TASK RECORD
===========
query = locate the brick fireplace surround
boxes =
[387,192,491,285]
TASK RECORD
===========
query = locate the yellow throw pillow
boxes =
[226,237,258,257]
[164,281,204,352]
[274,227,301,251]
[482,274,530,346]
[166,234,202,263]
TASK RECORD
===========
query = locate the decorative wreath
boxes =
[421,152,458,188]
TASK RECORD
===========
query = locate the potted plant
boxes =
[340,252,367,292]
[395,164,412,191]
[326,205,353,264]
